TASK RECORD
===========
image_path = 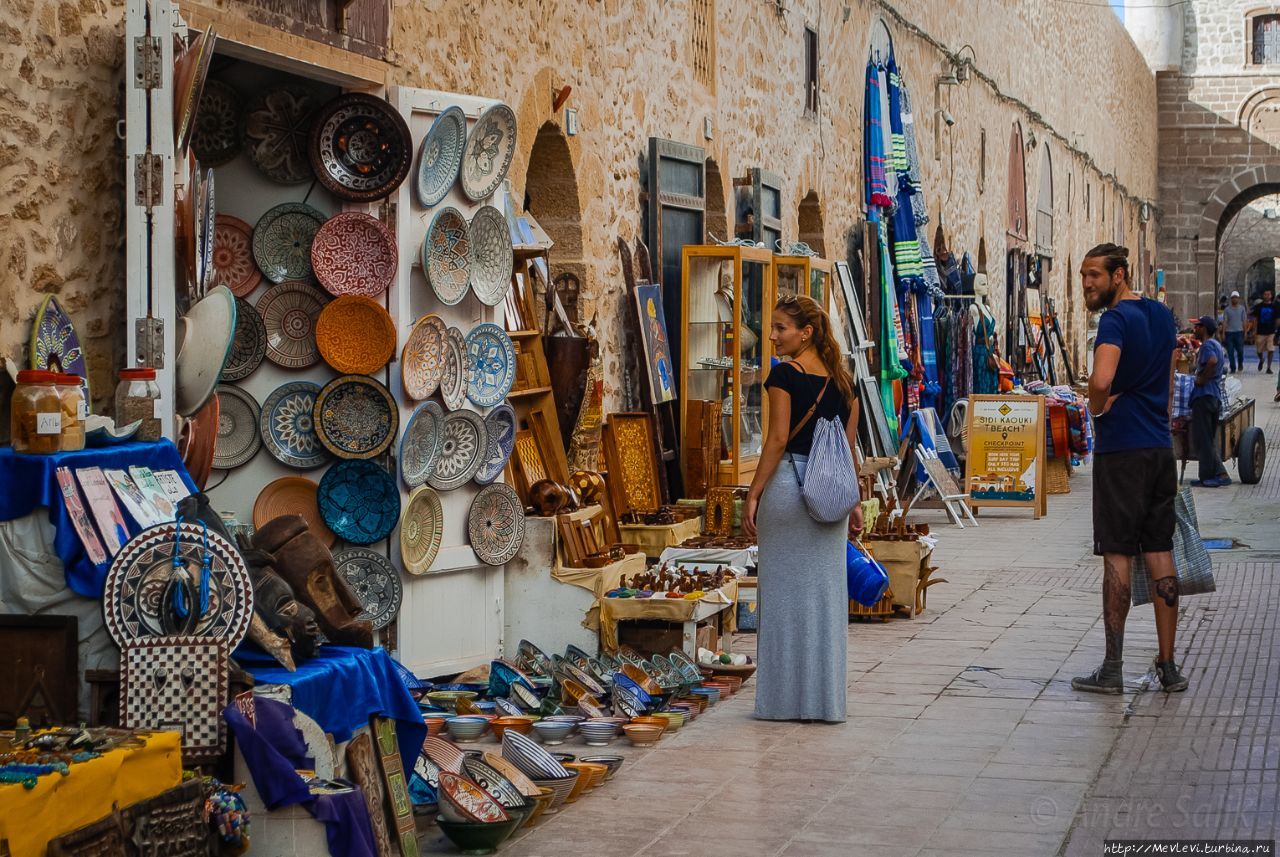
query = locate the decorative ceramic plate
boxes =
[437,770,509,824]
[311,212,397,298]
[257,280,328,369]
[176,286,236,417]
[180,393,219,490]
[103,521,253,648]
[192,78,243,167]
[399,400,444,488]
[461,757,528,812]
[468,484,525,566]
[252,476,336,547]
[196,168,216,293]
[474,404,516,485]
[30,295,89,400]
[422,207,470,306]
[259,380,330,469]
[173,26,216,158]
[415,106,466,208]
[309,92,413,202]
[212,215,261,297]
[221,297,267,381]
[401,314,447,400]
[244,86,318,184]
[253,203,327,284]
[429,409,487,491]
[467,206,513,307]
[440,327,467,411]
[212,384,261,470]
[314,374,399,460]
[334,547,402,629]
[316,295,396,374]
[318,460,401,545]
[400,485,443,574]
[461,102,517,202]
[464,323,516,408]
[500,729,571,780]
[422,737,467,774]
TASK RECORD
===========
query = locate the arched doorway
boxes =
[524,121,585,320]
[704,158,728,243]
[1194,167,1280,319]
[797,190,825,256]
[1244,257,1276,300]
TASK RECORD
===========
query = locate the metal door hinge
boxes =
[134,153,163,207]
[136,317,164,368]
[133,36,162,90]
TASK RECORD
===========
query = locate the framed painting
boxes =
[634,282,677,404]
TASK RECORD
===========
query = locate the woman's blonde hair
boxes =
[774,294,854,403]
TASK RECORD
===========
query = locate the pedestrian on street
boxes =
[1190,316,1230,488]
[1250,289,1278,373]
[1073,243,1188,695]
[1222,290,1247,373]
[744,294,862,723]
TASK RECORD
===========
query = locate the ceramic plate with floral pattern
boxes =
[259,380,330,469]
[310,212,398,298]
[313,374,399,460]
[252,203,327,284]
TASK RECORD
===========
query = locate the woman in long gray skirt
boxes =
[744,294,861,723]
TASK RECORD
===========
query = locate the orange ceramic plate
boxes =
[252,476,337,548]
[179,391,219,490]
[315,295,396,374]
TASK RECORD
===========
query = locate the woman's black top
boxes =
[763,361,855,456]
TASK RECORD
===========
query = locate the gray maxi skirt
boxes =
[753,455,849,722]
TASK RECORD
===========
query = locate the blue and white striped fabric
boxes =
[790,415,861,523]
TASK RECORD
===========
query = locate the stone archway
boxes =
[1194,165,1280,316]
[524,121,586,320]
[797,190,825,256]
[705,157,728,243]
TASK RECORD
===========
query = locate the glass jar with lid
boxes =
[55,374,87,451]
[114,367,162,441]
[10,370,62,454]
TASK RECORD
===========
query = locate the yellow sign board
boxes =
[964,395,1046,519]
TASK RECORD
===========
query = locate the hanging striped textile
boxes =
[877,65,898,202]
[864,62,893,208]
[887,59,909,178]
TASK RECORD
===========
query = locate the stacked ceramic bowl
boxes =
[579,754,625,780]
[577,719,621,746]
[436,770,522,851]
[501,729,578,811]
[446,715,491,742]
[690,686,721,706]
[530,719,574,745]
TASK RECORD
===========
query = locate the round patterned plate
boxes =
[422,207,469,306]
[212,384,261,470]
[221,297,267,381]
[309,92,413,203]
[334,547,402,629]
[318,460,401,545]
[468,483,526,566]
[474,403,516,485]
[311,212,397,298]
[401,314,447,400]
[259,380,330,469]
[197,168,216,292]
[429,409,488,491]
[252,476,336,547]
[103,521,253,647]
[173,26,215,158]
[440,327,467,411]
[316,295,396,374]
[253,203,327,284]
[467,206,513,307]
[400,485,444,574]
[464,323,516,408]
[244,86,318,184]
[415,106,466,208]
[314,374,399,460]
[213,215,262,297]
[192,78,243,167]
[400,400,444,488]
[30,295,89,401]
[257,280,328,369]
[460,102,517,202]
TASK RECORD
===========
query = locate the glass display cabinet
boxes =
[773,253,831,307]
[680,244,775,486]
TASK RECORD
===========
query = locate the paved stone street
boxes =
[419,368,1280,857]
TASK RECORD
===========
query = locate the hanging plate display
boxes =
[212,215,261,298]
[30,295,89,400]
[401,314,448,400]
[252,476,336,547]
[259,380,330,470]
[464,323,516,408]
[191,78,243,167]
[212,384,261,470]
[466,206,513,307]
[103,521,253,648]
[196,168,217,293]
[428,409,488,491]
[440,327,467,411]
[311,212,398,298]
[334,547,402,629]
[173,26,216,158]
[252,203,327,284]
[468,483,526,566]
[314,374,399,460]
[316,295,396,374]
[257,280,328,369]
[244,85,318,184]
[318,460,401,545]
[474,403,516,485]
[179,393,219,490]
[460,102,517,202]
[309,92,413,202]
[175,286,236,417]
[422,207,470,306]
[415,106,466,208]
[399,485,443,574]
[221,297,267,382]
[399,400,444,488]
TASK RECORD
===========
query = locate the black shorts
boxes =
[1093,447,1176,556]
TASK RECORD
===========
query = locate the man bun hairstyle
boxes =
[1085,243,1131,282]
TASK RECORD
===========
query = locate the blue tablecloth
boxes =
[0,440,196,597]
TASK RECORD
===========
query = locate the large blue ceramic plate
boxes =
[259,381,330,470]
[317,460,400,545]
[474,403,516,486]
[415,106,466,208]
[464,323,516,408]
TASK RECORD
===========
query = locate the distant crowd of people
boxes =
[1215,287,1280,389]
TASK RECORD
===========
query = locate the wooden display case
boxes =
[680,245,775,487]
[773,253,831,308]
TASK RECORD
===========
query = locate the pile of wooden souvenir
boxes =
[406,642,753,851]
[618,506,701,526]
[0,723,142,790]
[604,563,735,599]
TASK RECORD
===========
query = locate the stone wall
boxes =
[1217,197,1280,297]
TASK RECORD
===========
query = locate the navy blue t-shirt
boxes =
[1093,297,1177,454]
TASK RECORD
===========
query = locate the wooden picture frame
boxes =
[372,717,418,857]
[602,412,663,517]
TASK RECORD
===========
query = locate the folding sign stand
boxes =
[912,445,978,529]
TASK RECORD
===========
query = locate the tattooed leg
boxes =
[1102,554,1132,663]
[1153,576,1180,608]
[1145,550,1179,662]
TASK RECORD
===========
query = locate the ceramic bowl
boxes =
[548,751,576,766]
[522,787,556,828]
[541,715,584,732]
[628,716,669,735]
[428,690,478,712]
[670,702,699,721]
[446,715,491,742]
[481,752,542,799]
[531,771,579,811]
[436,817,522,855]
[423,716,448,738]
[622,724,664,747]
[690,687,721,706]
[578,754,625,781]
[652,711,684,731]
[490,716,534,741]
[560,763,599,802]
[678,694,708,714]
[563,761,608,794]
[576,721,620,747]
[530,720,574,745]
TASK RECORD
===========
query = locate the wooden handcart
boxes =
[1173,397,1265,483]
